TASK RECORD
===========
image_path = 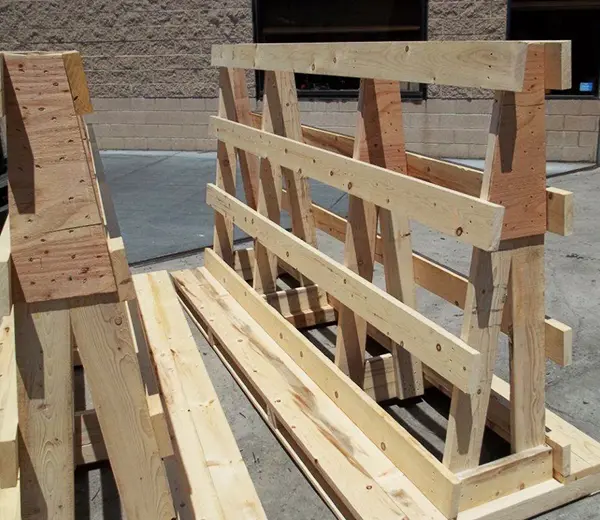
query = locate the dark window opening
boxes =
[253,0,427,99]
[509,0,600,98]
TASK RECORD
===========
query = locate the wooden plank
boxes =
[546,187,573,237]
[197,250,463,518]
[135,271,267,520]
[263,284,328,317]
[211,116,505,251]
[0,53,4,119]
[457,473,600,520]
[62,51,93,115]
[0,219,11,319]
[207,184,482,394]
[108,237,135,301]
[74,409,107,466]
[252,71,286,293]
[457,446,552,512]
[4,53,117,302]
[443,248,512,471]
[0,484,20,520]
[541,40,572,90]
[71,300,175,520]
[254,114,573,237]
[16,302,73,520]
[212,68,240,265]
[212,41,537,91]
[0,310,17,489]
[335,79,380,385]
[364,353,397,402]
[147,393,174,459]
[176,266,448,520]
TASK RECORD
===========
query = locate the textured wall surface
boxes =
[1,0,597,161]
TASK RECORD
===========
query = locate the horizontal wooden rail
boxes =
[286,193,572,366]
[250,113,574,237]
[211,116,505,251]
[207,183,482,393]
[212,41,571,91]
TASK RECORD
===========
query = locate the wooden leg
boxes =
[71,300,175,520]
[16,302,73,520]
[510,236,546,452]
[443,248,511,471]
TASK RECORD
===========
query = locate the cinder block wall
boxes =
[0,0,597,161]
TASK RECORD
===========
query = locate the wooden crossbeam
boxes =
[207,184,483,394]
[251,112,574,237]
[211,116,505,251]
[212,41,571,91]
[0,309,17,489]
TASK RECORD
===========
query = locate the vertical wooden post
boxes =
[335,79,423,395]
[71,300,175,520]
[444,45,547,469]
[16,303,73,520]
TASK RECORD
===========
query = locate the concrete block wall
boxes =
[1,0,597,161]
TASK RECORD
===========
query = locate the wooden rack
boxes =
[0,51,267,520]
[170,40,600,520]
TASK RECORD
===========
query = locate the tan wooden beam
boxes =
[212,41,571,92]
[211,116,505,252]
[0,310,17,489]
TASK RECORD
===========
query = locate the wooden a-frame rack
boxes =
[171,40,600,520]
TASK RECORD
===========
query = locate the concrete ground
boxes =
[77,153,600,519]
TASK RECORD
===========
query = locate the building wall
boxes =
[1,0,598,161]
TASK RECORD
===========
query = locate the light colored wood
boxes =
[71,300,175,520]
[62,51,93,115]
[546,187,573,237]
[0,310,17,489]
[0,483,20,520]
[252,71,286,293]
[253,111,574,238]
[108,237,135,301]
[197,250,463,518]
[212,68,239,266]
[264,284,328,316]
[335,79,380,385]
[484,45,547,241]
[457,446,552,512]
[16,302,73,520]
[457,473,600,520]
[541,40,572,90]
[304,203,572,366]
[211,116,505,252]
[443,248,511,471]
[135,271,267,520]
[0,220,11,319]
[207,184,482,394]
[176,265,447,520]
[4,53,117,303]
[147,393,174,459]
[211,41,571,91]
[74,409,107,466]
[364,353,397,402]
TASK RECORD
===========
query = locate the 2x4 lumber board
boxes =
[0,310,17,489]
[3,53,117,302]
[135,271,267,520]
[175,265,447,520]
[62,51,93,115]
[0,483,20,520]
[303,202,572,366]
[335,79,381,385]
[74,409,107,466]
[16,302,73,519]
[0,220,10,319]
[443,247,511,471]
[252,71,288,293]
[198,249,463,518]
[71,300,175,520]
[253,113,573,237]
[147,393,174,459]
[212,68,240,265]
[212,41,569,91]
[207,184,482,394]
[546,187,574,237]
[457,446,552,512]
[108,237,135,301]
[457,473,600,520]
[211,117,505,252]
[263,284,328,316]
[364,353,398,402]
